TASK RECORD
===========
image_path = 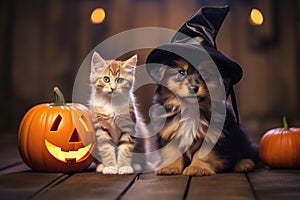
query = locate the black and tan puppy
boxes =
[150,58,258,176]
[145,6,259,175]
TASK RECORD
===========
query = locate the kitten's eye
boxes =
[178,70,186,76]
[103,76,110,83]
[116,78,124,84]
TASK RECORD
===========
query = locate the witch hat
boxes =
[146,6,242,123]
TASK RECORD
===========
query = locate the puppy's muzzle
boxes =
[189,86,199,94]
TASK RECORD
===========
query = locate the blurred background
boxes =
[0,0,299,143]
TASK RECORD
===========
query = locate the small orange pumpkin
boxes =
[18,87,95,172]
[259,116,300,168]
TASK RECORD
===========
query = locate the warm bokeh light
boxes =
[90,8,106,24]
[249,8,264,26]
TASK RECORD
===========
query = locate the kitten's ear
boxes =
[124,55,137,68]
[91,52,106,70]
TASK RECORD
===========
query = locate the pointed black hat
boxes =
[146,5,242,89]
[146,6,242,122]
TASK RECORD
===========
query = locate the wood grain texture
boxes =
[187,173,255,200]
[35,172,138,200]
[248,169,300,200]
[122,173,189,200]
[0,172,64,200]
[1,134,300,200]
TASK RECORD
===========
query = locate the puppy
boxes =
[151,58,259,176]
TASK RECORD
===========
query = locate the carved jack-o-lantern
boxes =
[18,87,95,172]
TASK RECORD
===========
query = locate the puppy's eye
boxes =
[103,76,110,83]
[178,70,186,76]
[116,78,124,84]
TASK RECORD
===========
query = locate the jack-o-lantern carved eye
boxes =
[51,115,62,131]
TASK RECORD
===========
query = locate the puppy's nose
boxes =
[189,86,198,94]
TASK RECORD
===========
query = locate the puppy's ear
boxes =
[149,65,167,83]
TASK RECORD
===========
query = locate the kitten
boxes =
[89,52,143,174]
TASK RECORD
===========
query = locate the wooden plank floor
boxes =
[1,133,300,200]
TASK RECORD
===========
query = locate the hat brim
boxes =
[146,43,242,85]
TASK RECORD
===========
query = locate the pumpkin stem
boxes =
[283,116,289,131]
[53,87,66,106]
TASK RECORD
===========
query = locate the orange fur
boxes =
[90,52,144,174]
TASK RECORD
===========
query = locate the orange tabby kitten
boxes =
[90,52,142,174]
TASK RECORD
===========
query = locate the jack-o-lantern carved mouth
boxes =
[45,139,92,163]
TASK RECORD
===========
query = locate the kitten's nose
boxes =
[110,87,115,92]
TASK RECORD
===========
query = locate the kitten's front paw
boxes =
[118,166,134,174]
[183,166,215,176]
[102,166,118,174]
[95,164,104,173]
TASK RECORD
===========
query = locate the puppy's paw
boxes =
[102,165,118,174]
[234,159,255,172]
[156,166,182,175]
[118,166,134,175]
[183,166,215,176]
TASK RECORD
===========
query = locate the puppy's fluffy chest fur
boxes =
[156,89,209,151]
[169,105,204,149]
